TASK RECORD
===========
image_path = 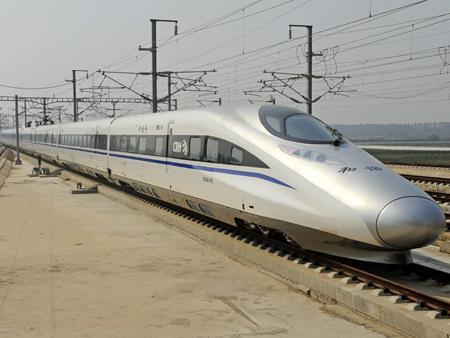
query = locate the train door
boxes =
[166,121,175,177]
[106,117,121,178]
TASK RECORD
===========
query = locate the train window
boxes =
[145,136,155,155]
[119,136,128,152]
[189,137,202,160]
[205,138,219,162]
[154,136,165,156]
[259,106,337,144]
[285,114,336,143]
[138,136,147,154]
[266,116,282,133]
[231,147,243,164]
[109,136,118,151]
[129,136,137,153]
[97,135,107,150]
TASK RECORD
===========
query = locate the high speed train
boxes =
[0,105,446,264]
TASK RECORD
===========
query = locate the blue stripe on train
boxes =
[23,140,294,189]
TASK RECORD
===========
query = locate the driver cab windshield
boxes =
[259,105,340,144]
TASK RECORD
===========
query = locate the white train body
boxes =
[1,105,445,263]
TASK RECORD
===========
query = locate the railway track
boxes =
[428,192,450,205]
[402,174,450,186]
[389,163,450,169]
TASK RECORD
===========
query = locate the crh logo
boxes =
[172,139,188,155]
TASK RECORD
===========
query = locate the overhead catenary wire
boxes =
[3,0,445,119]
[174,0,428,72]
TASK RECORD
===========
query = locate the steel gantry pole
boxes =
[23,100,27,126]
[306,25,313,115]
[42,97,47,123]
[139,19,178,113]
[167,72,172,111]
[66,70,88,122]
[72,70,77,121]
[289,24,315,115]
[14,95,22,165]
[151,19,157,113]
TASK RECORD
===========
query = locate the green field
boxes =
[365,149,450,166]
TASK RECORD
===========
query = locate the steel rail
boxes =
[401,174,450,185]
[428,192,450,204]
[389,163,450,169]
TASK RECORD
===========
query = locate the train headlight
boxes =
[279,145,345,165]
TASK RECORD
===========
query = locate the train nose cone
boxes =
[376,197,446,249]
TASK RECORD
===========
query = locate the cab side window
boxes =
[231,147,243,164]
[205,138,219,162]
[189,137,202,160]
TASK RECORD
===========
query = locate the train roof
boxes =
[22,104,267,130]
[10,104,309,133]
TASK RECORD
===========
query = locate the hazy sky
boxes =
[0,0,449,124]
